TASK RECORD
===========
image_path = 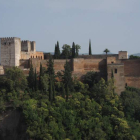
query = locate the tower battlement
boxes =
[21,40,30,44]
[0,37,20,44]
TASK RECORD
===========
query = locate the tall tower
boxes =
[0,37,21,66]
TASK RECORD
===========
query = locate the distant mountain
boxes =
[130,53,140,57]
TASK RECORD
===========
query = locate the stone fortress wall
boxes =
[0,37,140,95]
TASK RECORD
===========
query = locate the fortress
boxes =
[0,37,140,95]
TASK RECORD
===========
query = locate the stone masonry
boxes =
[0,37,139,95]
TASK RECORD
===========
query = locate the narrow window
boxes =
[36,56,37,58]
[125,83,127,87]
[115,69,117,73]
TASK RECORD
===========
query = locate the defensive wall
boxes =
[20,58,107,80]
[1,36,139,95]
[120,59,140,88]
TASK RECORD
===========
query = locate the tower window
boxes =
[115,69,117,73]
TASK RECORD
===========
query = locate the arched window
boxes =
[41,56,42,60]
[33,56,34,58]
[36,56,37,58]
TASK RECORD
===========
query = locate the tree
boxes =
[57,41,60,58]
[28,60,34,90]
[61,44,71,59]
[54,41,61,59]
[39,63,43,90]
[75,44,81,57]
[89,39,92,55]
[83,71,100,88]
[1,67,27,91]
[63,60,73,101]
[47,56,55,102]
[129,55,140,59]
[104,48,110,56]
[40,74,49,93]
[34,68,37,91]
[72,42,76,58]
[54,44,57,59]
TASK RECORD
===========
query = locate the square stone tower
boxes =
[119,51,128,59]
[0,37,21,66]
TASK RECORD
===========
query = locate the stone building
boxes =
[0,37,44,67]
[1,37,139,95]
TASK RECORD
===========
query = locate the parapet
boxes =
[21,40,30,45]
[0,37,20,44]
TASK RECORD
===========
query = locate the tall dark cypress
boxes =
[62,84,65,98]
[89,39,92,55]
[49,79,53,103]
[72,42,76,58]
[57,41,60,58]
[34,68,37,91]
[28,60,34,90]
[63,60,73,102]
[54,44,57,59]
[47,55,55,101]
[39,63,43,90]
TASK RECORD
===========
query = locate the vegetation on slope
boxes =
[0,59,140,140]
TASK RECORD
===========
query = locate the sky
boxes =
[0,0,140,55]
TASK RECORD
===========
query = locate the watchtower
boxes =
[119,51,128,59]
[0,37,21,66]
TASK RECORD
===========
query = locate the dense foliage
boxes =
[0,64,140,140]
[129,55,140,59]
[54,42,81,59]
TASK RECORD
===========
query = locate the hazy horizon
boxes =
[0,0,140,55]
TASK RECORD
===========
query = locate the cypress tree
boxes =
[49,79,53,103]
[57,41,60,58]
[28,60,34,90]
[89,39,92,55]
[66,85,69,102]
[54,44,57,59]
[63,60,73,102]
[34,68,37,91]
[62,84,65,98]
[47,55,55,101]
[72,42,76,58]
[39,63,43,90]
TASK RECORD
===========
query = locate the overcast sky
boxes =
[0,0,140,54]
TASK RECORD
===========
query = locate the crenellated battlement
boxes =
[21,40,30,44]
[0,37,20,43]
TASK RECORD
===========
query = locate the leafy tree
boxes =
[89,39,92,55]
[4,67,27,91]
[75,44,81,57]
[61,44,71,59]
[129,55,140,59]
[83,71,100,88]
